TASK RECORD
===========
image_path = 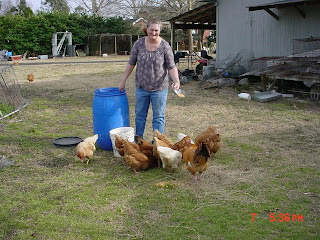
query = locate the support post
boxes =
[170,22,176,52]
[52,33,58,57]
[260,74,267,91]
[99,35,102,56]
[114,36,117,55]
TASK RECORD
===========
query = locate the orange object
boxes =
[11,55,22,61]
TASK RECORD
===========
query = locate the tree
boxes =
[41,0,70,13]
[115,0,153,19]
[74,5,88,15]
[0,0,13,15]
[105,17,130,33]
[151,0,202,20]
[112,0,202,21]
[0,0,33,16]
[72,0,118,16]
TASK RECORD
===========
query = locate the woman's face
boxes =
[147,23,161,40]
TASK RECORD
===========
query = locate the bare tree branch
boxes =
[70,0,118,16]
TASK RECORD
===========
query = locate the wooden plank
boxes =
[173,23,216,30]
[294,6,306,18]
[260,74,267,91]
[267,78,278,91]
[264,8,279,20]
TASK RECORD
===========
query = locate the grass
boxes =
[0,103,15,117]
[0,56,319,239]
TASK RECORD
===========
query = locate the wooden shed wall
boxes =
[216,0,320,70]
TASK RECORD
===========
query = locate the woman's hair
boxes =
[147,18,162,30]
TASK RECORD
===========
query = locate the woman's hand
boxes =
[119,64,135,92]
[168,67,180,90]
[119,80,126,92]
[171,82,180,90]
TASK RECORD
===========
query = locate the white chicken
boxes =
[75,134,99,164]
[177,132,194,144]
[157,146,182,170]
[83,134,99,145]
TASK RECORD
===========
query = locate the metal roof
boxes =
[167,2,216,30]
[247,0,320,11]
[247,0,320,20]
[167,2,216,24]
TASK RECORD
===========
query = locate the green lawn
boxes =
[0,58,319,239]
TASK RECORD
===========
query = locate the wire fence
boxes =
[0,65,28,120]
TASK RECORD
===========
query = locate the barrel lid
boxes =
[53,136,83,147]
[94,87,126,97]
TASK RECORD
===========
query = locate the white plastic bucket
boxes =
[109,127,135,157]
[238,93,251,101]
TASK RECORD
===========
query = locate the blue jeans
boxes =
[135,87,168,137]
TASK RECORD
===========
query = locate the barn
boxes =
[169,0,320,98]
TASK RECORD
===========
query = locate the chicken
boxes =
[115,135,139,156]
[182,126,223,180]
[75,134,99,164]
[135,136,158,165]
[153,130,174,148]
[195,125,223,156]
[195,125,218,145]
[177,132,194,143]
[157,146,182,170]
[202,133,223,156]
[27,74,34,82]
[75,142,96,164]
[153,136,172,167]
[83,134,98,145]
[123,140,155,172]
[172,135,194,155]
[183,143,210,181]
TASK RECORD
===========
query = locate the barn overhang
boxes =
[167,2,217,51]
[247,0,320,20]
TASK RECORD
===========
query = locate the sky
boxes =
[27,0,42,12]
[26,0,76,12]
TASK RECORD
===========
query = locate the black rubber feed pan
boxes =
[53,137,83,147]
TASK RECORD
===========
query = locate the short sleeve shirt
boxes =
[128,37,176,92]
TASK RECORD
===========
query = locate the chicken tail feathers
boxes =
[195,143,210,158]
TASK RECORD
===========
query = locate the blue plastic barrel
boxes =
[92,88,130,150]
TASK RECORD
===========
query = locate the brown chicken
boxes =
[172,136,194,155]
[195,125,223,156]
[123,140,155,172]
[182,126,223,180]
[27,74,34,82]
[202,133,223,156]
[154,130,174,148]
[183,143,210,181]
[135,136,158,166]
[115,134,139,156]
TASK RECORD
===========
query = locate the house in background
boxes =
[132,17,148,31]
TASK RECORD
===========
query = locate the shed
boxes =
[216,0,320,70]
[168,0,320,97]
[168,0,320,70]
[168,2,217,51]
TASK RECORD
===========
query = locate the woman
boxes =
[119,18,180,138]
